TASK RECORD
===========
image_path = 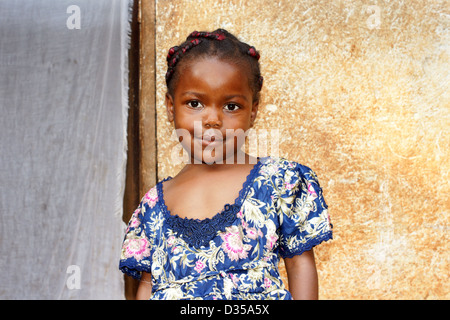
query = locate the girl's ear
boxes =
[250,100,259,127]
[165,92,175,122]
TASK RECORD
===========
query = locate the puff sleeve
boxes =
[278,162,333,259]
[119,188,158,280]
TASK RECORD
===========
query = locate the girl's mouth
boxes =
[194,128,224,146]
[195,135,224,147]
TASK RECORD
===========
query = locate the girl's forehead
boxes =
[186,57,242,74]
[182,56,249,75]
[176,57,253,93]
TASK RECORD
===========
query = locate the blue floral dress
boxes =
[119,156,333,300]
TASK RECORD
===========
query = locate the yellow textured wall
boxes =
[152,0,449,299]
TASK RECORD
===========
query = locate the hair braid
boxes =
[165,38,204,85]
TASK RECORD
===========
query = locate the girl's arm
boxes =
[284,249,318,300]
[135,271,153,300]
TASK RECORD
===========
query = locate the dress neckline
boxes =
[155,157,265,247]
[157,157,264,223]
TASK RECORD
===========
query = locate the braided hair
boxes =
[165,29,263,102]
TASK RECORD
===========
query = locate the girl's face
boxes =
[166,57,258,164]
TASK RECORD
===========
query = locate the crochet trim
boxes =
[157,159,264,248]
[118,262,150,280]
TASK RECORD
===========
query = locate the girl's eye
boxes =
[224,103,240,111]
[187,101,202,109]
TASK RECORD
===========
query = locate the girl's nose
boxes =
[203,108,222,128]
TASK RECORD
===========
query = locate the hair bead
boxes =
[215,32,226,41]
[247,46,260,60]
[167,46,179,61]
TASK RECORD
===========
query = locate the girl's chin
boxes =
[191,150,248,165]
[180,140,246,164]
[191,152,227,164]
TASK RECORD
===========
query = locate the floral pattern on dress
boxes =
[121,230,151,262]
[119,156,333,300]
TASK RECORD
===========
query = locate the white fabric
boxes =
[0,0,132,299]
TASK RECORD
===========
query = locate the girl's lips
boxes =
[194,136,224,147]
[202,135,223,142]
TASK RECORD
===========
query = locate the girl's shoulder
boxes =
[260,156,327,209]
[135,183,163,220]
[259,156,324,195]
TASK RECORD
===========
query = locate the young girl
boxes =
[119,29,333,300]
